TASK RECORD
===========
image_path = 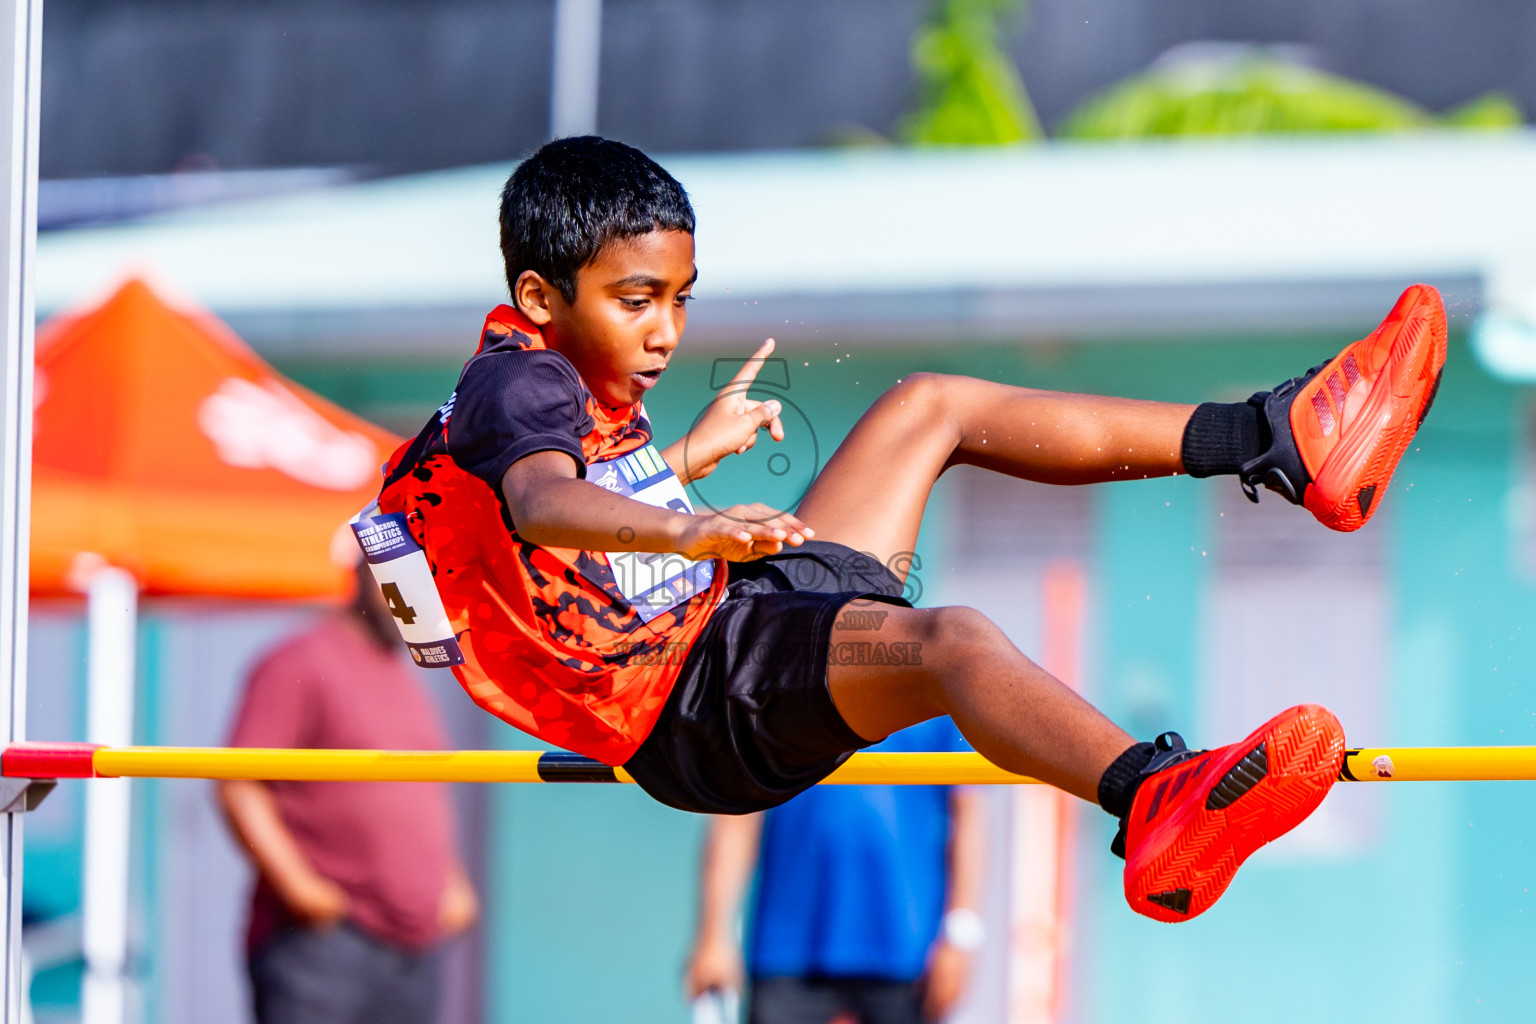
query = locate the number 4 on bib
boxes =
[350,506,465,667]
[379,582,417,625]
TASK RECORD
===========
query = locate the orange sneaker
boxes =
[1118,704,1345,923]
[1239,284,1447,531]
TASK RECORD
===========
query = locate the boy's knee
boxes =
[917,605,1002,663]
[885,372,956,417]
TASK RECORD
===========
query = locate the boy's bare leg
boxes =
[798,375,1180,785]
[806,291,1444,920]
[830,604,1348,928]
[795,373,1195,569]
[825,604,1131,800]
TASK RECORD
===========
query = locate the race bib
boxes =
[351,507,466,667]
[589,445,716,623]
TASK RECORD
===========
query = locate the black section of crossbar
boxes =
[536,751,619,782]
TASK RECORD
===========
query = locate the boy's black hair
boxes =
[500,136,695,305]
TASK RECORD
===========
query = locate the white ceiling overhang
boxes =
[36,135,1536,360]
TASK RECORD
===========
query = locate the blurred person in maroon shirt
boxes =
[217,562,479,1024]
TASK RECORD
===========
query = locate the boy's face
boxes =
[518,229,696,408]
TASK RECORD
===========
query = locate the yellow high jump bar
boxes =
[4,743,1536,784]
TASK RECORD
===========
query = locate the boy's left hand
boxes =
[663,338,785,484]
[675,504,813,562]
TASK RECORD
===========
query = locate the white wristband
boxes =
[941,907,986,952]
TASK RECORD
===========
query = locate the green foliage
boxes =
[1444,91,1524,129]
[1059,53,1525,139]
[902,0,1042,146]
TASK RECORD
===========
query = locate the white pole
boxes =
[549,0,603,139]
[80,567,136,1024]
[0,2,40,1023]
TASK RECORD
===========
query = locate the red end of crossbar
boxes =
[2,742,101,779]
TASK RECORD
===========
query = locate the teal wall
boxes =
[1060,336,1536,1023]
[270,325,1536,1023]
[488,783,704,1023]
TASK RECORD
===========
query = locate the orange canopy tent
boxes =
[30,280,407,1024]
[30,279,403,598]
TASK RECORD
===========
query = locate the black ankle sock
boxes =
[1180,401,1267,478]
[1097,741,1157,819]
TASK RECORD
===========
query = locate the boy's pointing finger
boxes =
[728,338,776,385]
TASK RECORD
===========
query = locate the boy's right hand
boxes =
[676,504,814,562]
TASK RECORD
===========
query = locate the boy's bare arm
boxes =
[502,450,813,561]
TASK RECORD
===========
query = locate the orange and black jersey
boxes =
[377,305,724,763]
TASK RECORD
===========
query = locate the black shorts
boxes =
[623,541,913,815]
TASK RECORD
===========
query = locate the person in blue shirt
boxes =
[685,717,986,1024]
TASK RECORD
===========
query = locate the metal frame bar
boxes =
[0,2,39,1023]
[549,0,602,138]
[4,744,1535,785]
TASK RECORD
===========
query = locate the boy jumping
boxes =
[376,137,1446,922]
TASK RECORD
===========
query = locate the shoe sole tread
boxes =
[1302,286,1447,532]
[1124,704,1345,922]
